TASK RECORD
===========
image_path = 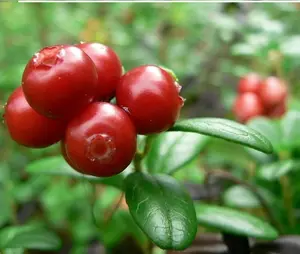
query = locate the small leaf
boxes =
[195,203,278,240]
[281,111,300,149]
[25,156,129,189]
[125,172,197,250]
[145,132,209,174]
[247,117,282,152]
[223,185,260,209]
[0,225,61,250]
[281,36,300,57]
[169,118,273,154]
[258,160,300,181]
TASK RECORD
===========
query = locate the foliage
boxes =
[1,2,300,254]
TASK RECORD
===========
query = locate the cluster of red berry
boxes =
[233,73,288,123]
[4,43,184,177]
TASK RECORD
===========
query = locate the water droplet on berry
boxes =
[85,133,116,163]
[122,107,130,115]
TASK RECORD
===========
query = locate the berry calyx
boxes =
[3,87,66,148]
[22,45,98,119]
[116,65,184,134]
[64,102,137,177]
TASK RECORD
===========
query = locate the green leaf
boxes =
[124,172,197,250]
[281,36,300,57]
[0,186,12,227]
[0,225,61,250]
[195,203,278,240]
[25,156,129,189]
[145,132,209,174]
[258,160,300,181]
[3,249,24,254]
[247,117,282,152]
[281,111,300,149]
[169,118,273,154]
[173,159,204,184]
[223,185,260,209]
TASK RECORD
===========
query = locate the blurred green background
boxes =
[1,2,300,254]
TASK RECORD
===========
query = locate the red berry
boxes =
[258,77,288,108]
[238,73,261,94]
[76,42,122,101]
[265,101,287,118]
[233,93,264,123]
[60,141,78,170]
[64,102,137,177]
[116,65,184,134]
[22,45,98,119]
[3,87,66,148]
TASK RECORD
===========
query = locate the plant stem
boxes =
[104,193,125,223]
[133,152,143,172]
[280,175,295,230]
[143,135,155,157]
[205,169,284,233]
[133,135,155,172]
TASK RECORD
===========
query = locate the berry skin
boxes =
[258,77,288,108]
[238,73,261,94]
[22,45,98,119]
[3,87,66,148]
[60,141,78,169]
[76,42,122,101]
[116,65,184,134]
[265,101,287,118]
[233,93,264,123]
[64,102,137,177]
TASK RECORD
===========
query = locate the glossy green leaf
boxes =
[247,117,282,152]
[125,172,197,250]
[169,118,273,154]
[195,203,278,240]
[25,156,130,189]
[281,111,300,149]
[3,249,24,254]
[145,132,209,174]
[258,160,300,181]
[223,185,260,209]
[202,139,252,168]
[173,159,204,184]
[0,225,61,250]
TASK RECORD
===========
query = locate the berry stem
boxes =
[133,135,155,172]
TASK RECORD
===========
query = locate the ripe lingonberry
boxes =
[3,87,66,148]
[238,73,261,94]
[266,101,287,118]
[233,92,264,123]
[22,45,98,119]
[116,65,184,134]
[63,102,137,177]
[258,77,288,109]
[76,42,122,101]
[60,141,78,169]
